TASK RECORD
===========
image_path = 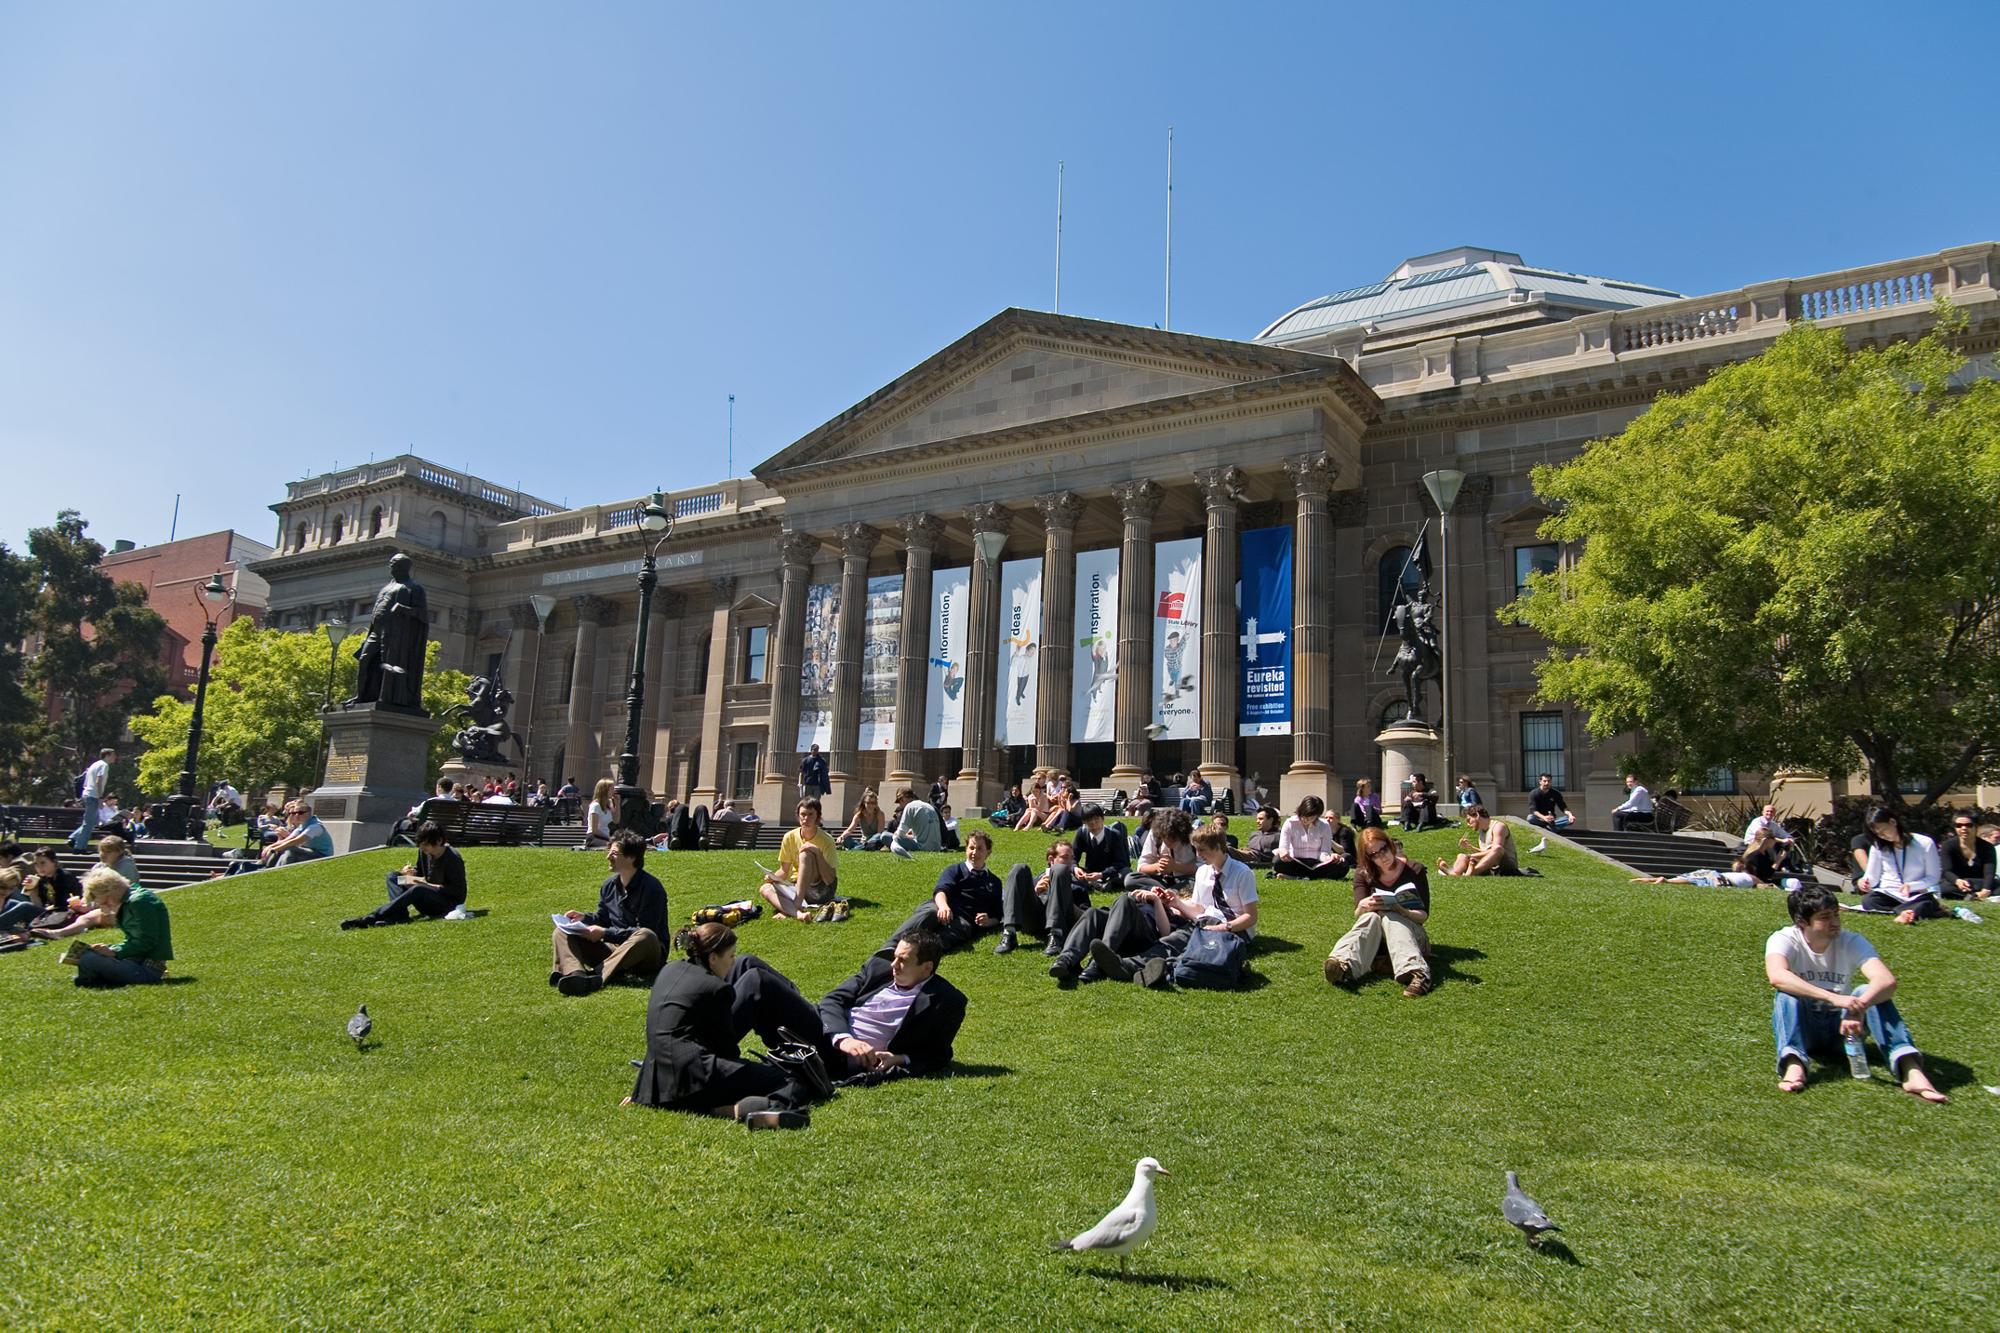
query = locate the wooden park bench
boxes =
[402,798,550,848]
[1,805,85,839]
[1075,786,1127,814]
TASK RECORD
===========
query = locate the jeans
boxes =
[1179,794,1210,815]
[69,796,100,851]
[365,872,457,924]
[1527,811,1573,829]
[1772,990,1919,1076]
[76,950,166,987]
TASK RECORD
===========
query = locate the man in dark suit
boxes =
[817,930,965,1078]
[1070,804,1130,895]
[551,831,668,995]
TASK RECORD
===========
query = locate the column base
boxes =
[1196,763,1240,808]
[1375,722,1440,820]
[1107,763,1146,787]
[1279,763,1337,816]
[950,773,1000,819]
[825,775,869,825]
[756,775,797,822]
[690,785,721,813]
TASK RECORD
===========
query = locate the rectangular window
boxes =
[741,625,769,684]
[732,741,760,801]
[1515,544,1560,598]
[1520,711,1566,791]
[1687,767,1737,795]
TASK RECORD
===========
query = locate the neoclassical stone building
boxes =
[255,240,2000,822]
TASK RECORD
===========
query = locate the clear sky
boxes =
[3,1,1994,553]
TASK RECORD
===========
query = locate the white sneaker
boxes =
[445,905,472,921]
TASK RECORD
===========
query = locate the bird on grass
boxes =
[347,1004,372,1051]
[1502,1171,1560,1245]
[1053,1157,1168,1274]
[1527,837,1548,854]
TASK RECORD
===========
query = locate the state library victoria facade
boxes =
[255,241,2000,824]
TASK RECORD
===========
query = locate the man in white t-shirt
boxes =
[69,747,116,851]
[1088,825,1258,987]
[1764,884,1946,1102]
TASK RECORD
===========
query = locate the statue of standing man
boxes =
[345,552,430,712]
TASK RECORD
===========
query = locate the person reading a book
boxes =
[1270,795,1352,880]
[550,832,667,996]
[1765,883,1947,1101]
[1325,827,1433,997]
[1437,806,1517,877]
[60,867,172,987]
[759,799,838,921]
[1853,807,1945,923]
[341,822,467,928]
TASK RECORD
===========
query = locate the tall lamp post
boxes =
[1421,470,1466,802]
[522,593,557,787]
[167,571,231,842]
[311,618,349,790]
[613,492,676,837]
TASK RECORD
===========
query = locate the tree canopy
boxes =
[1501,308,2000,809]
[127,620,470,800]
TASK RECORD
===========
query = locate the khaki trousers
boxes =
[551,926,664,984]
[1329,911,1429,979]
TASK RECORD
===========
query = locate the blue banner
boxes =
[1238,525,1292,736]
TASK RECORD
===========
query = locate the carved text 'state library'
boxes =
[254,242,2000,822]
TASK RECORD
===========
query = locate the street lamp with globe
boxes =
[613,492,675,838]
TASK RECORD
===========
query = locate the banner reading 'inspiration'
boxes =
[1071,548,1119,743]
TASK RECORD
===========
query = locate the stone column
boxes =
[693,576,736,807]
[1328,489,1370,797]
[760,532,820,815]
[563,595,614,783]
[952,502,1010,815]
[1110,479,1162,784]
[1033,491,1085,775]
[826,522,878,819]
[886,514,943,793]
[1195,467,1245,791]
[1280,454,1339,813]
[638,591,682,795]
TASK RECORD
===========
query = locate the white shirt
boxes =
[482,794,515,805]
[1614,784,1653,815]
[1276,815,1332,862]
[587,801,611,838]
[1863,834,1941,901]
[1744,815,1791,844]
[1190,856,1259,938]
[1765,925,1877,1009]
[82,759,109,800]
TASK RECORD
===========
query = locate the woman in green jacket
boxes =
[66,868,172,987]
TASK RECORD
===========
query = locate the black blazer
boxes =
[816,956,966,1075]
[1072,823,1130,876]
[632,960,744,1108]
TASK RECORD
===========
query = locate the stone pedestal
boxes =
[824,777,867,828]
[949,774,1000,821]
[1376,720,1440,820]
[1770,768,1834,821]
[312,705,440,854]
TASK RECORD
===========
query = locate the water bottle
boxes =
[1844,1032,1870,1080]
[1953,906,1983,924]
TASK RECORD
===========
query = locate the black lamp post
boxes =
[166,571,231,842]
[311,618,349,787]
[613,491,675,838]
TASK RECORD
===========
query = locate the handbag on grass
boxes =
[1171,924,1246,989]
[753,1027,835,1101]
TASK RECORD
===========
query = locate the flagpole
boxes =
[1164,127,1173,330]
[1055,160,1064,314]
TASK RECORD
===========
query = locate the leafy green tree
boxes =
[128,621,471,799]
[0,542,37,750]
[1502,309,2000,810]
[18,511,168,801]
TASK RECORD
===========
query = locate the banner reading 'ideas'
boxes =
[996,557,1042,748]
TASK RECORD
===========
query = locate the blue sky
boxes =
[3,1,1994,553]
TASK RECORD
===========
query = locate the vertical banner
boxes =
[923,566,970,748]
[1071,547,1120,743]
[1238,525,1293,735]
[858,573,903,751]
[996,556,1043,748]
[1150,537,1202,740]
[796,581,838,750]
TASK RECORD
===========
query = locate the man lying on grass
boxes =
[551,832,667,996]
[1083,824,1258,988]
[883,829,1002,953]
[1765,883,1947,1103]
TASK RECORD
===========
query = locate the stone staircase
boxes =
[1545,826,1743,879]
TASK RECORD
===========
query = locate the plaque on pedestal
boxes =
[313,705,441,854]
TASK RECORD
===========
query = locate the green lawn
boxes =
[4,822,1995,1329]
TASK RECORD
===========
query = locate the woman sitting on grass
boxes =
[3,848,84,935]
[625,922,815,1130]
[1854,807,1944,923]
[584,779,615,849]
[1738,826,1788,887]
[96,835,140,889]
[1271,795,1352,880]
[1014,779,1051,832]
[1941,815,1994,899]
[1350,778,1384,829]
[59,867,172,988]
[1324,827,1433,997]
[1765,883,1946,1102]
[1041,785,1082,834]
[836,789,884,850]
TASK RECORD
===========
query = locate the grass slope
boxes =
[4,823,1995,1330]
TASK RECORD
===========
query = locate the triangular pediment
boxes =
[755,309,1352,478]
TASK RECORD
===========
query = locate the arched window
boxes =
[430,511,449,546]
[294,523,309,551]
[368,506,384,538]
[330,514,345,544]
[1377,545,1427,633]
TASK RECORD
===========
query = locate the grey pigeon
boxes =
[1502,1170,1559,1244]
[347,1004,371,1051]
[1052,1157,1168,1274]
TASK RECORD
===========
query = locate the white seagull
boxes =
[1527,837,1548,854]
[1053,1157,1169,1274]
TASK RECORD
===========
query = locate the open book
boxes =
[550,914,596,935]
[1369,884,1424,911]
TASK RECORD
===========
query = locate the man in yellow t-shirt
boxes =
[761,799,838,920]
